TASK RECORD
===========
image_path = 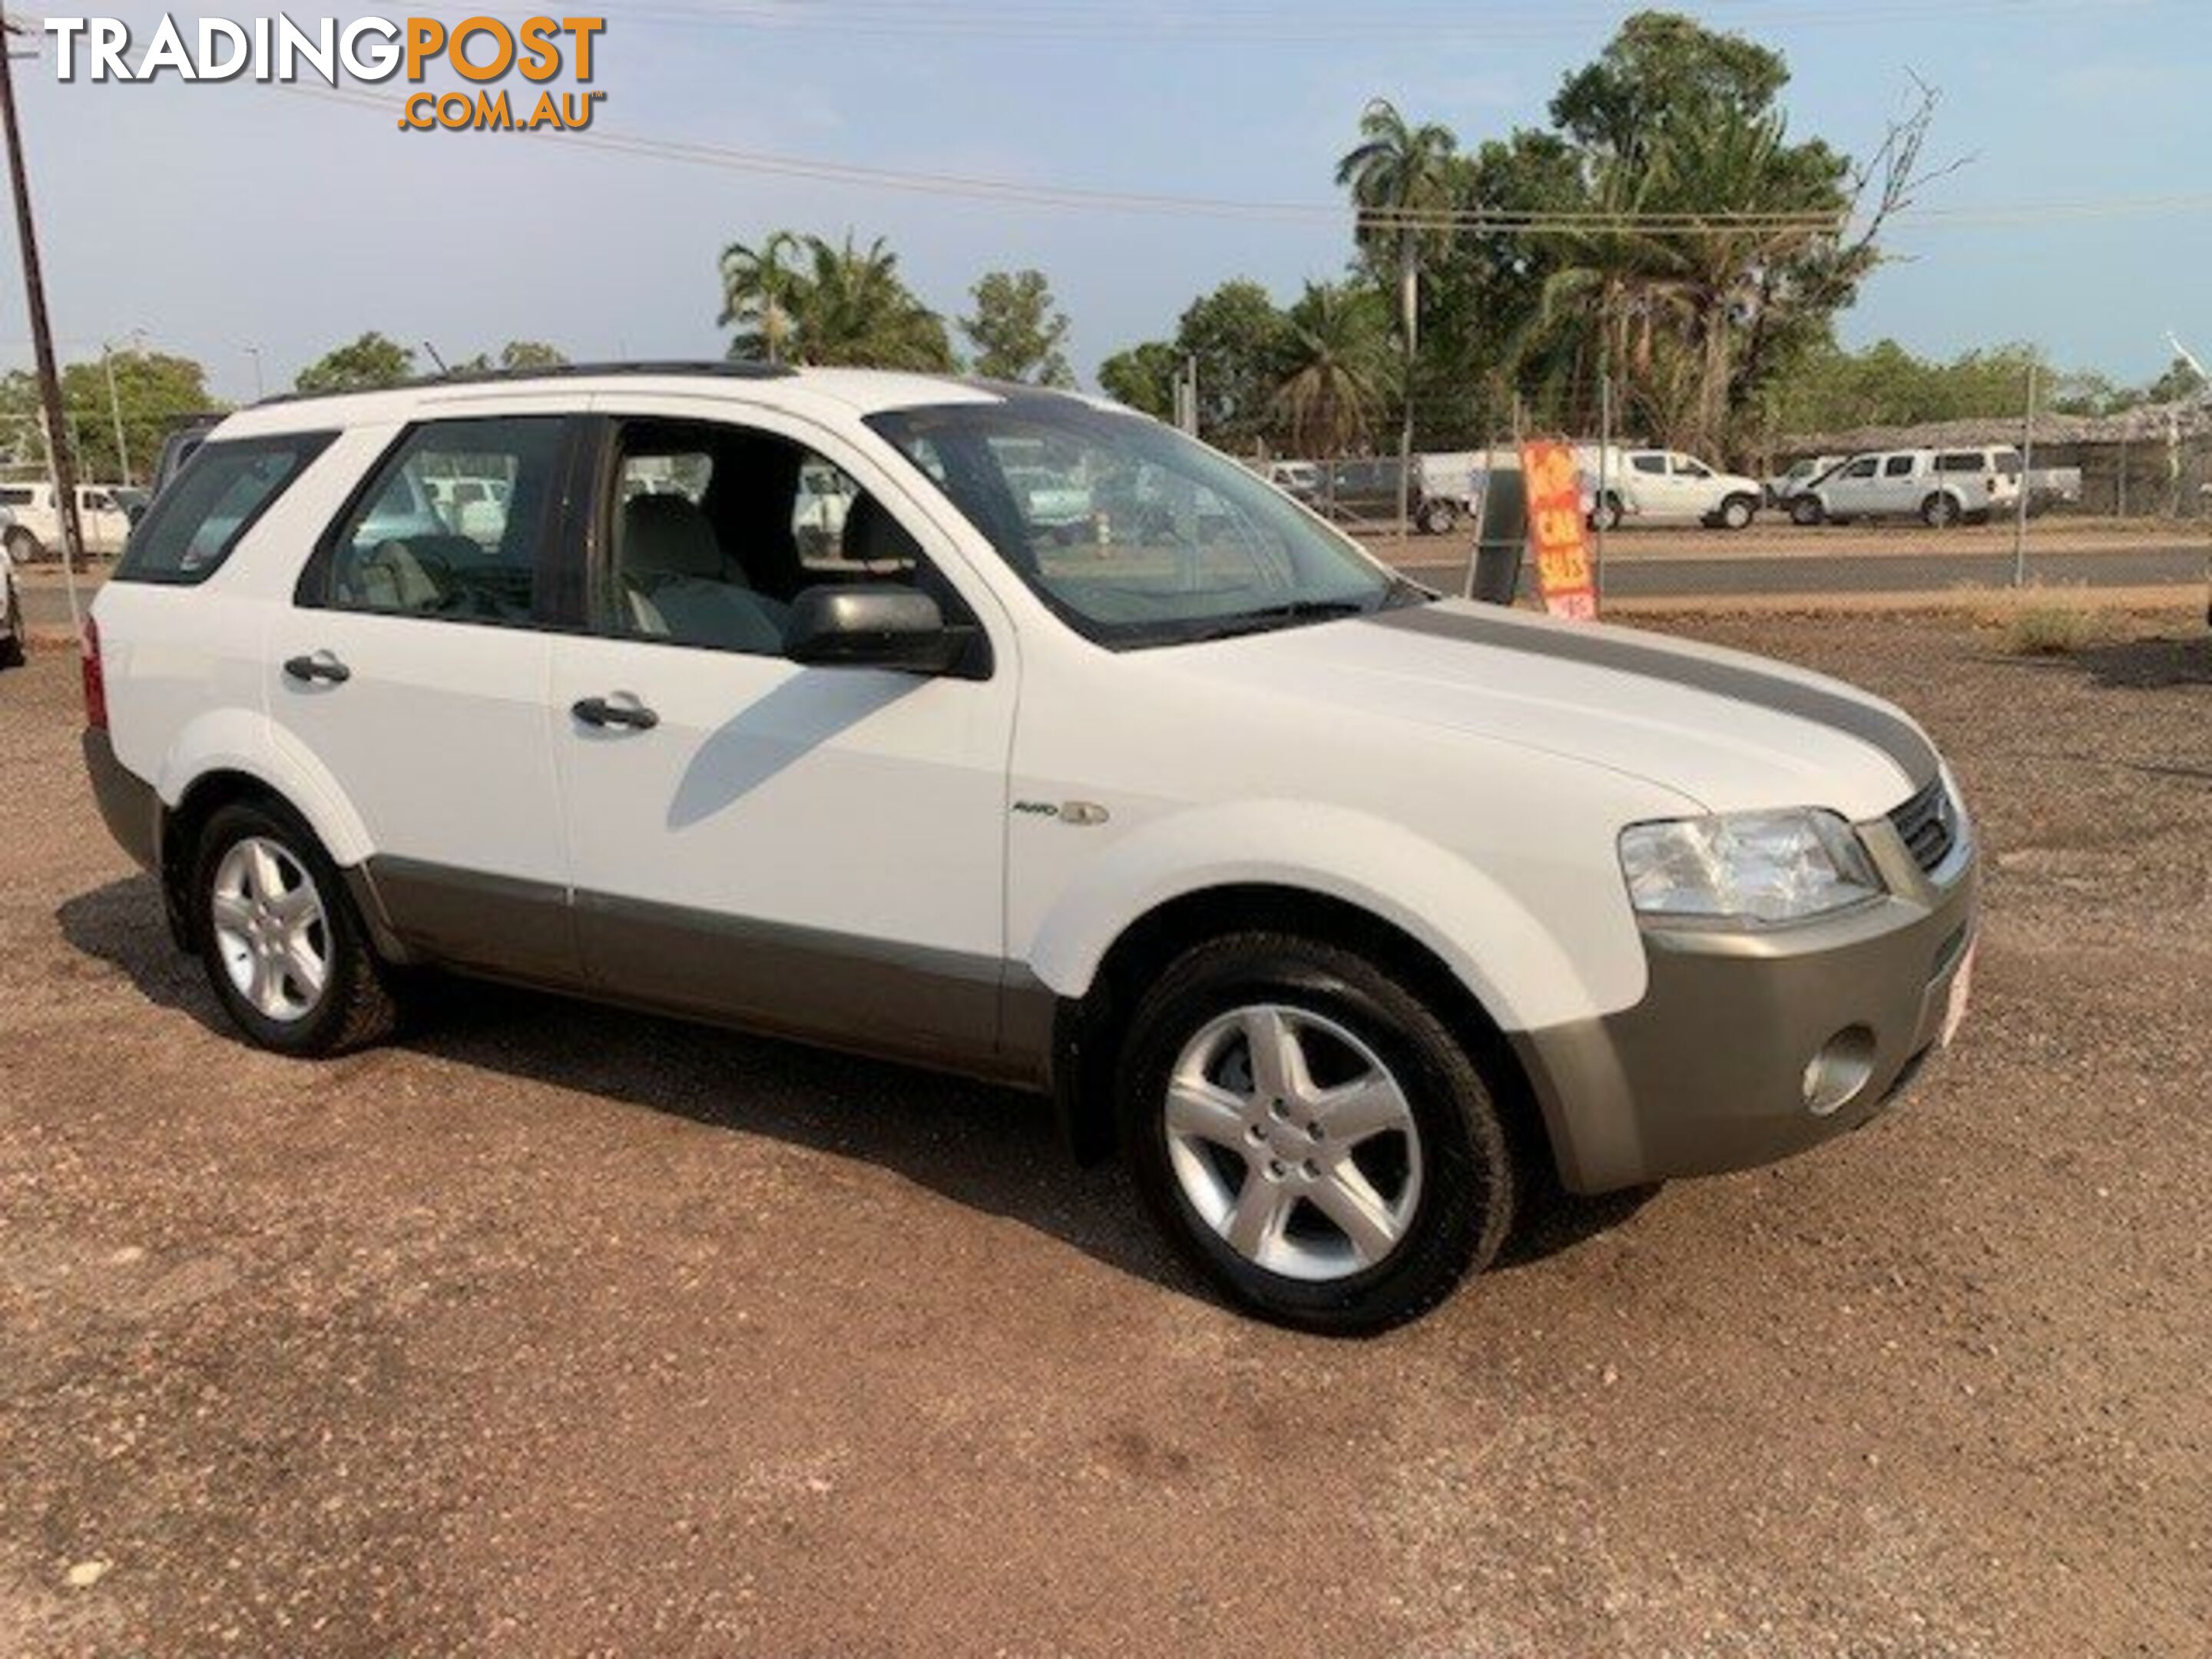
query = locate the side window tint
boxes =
[1631,454,1667,475]
[606,419,954,658]
[1935,452,1979,472]
[1845,458,1879,478]
[323,417,563,623]
[114,432,335,585]
[1883,455,1916,477]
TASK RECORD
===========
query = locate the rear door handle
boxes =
[283,651,350,685]
[571,694,659,731]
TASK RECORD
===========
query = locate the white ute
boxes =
[82,364,1978,1331]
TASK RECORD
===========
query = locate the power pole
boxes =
[103,339,131,484]
[0,8,88,624]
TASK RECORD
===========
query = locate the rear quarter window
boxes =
[1935,452,1982,472]
[113,432,336,585]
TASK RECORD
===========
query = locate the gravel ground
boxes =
[2,611,2207,1657]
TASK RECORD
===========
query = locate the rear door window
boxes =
[1883,455,1916,477]
[113,432,336,585]
[308,417,568,624]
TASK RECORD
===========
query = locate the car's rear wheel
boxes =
[3,528,36,564]
[191,800,397,1056]
[1589,494,1624,532]
[1418,500,1459,536]
[1790,495,1824,527]
[1922,492,1962,528]
[1118,932,1516,1333]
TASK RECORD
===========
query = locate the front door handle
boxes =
[572,694,659,731]
[283,651,350,685]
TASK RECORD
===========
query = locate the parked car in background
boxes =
[0,503,22,667]
[1576,445,1765,531]
[2023,465,2083,516]
[1766,455,1847,508]
[1261,460,1322,505]
[80,363,1979,1333]
[1791,447,2022,527]
[1320,455,1470,534]
[0,482,134,559]
[150,412,224,501]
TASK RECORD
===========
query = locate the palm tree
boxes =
[780,234,955,372]
[1336,100,1459,529]
[1273,282,1391,459]
[717,231,803,364]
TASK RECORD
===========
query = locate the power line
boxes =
[268,82,2211,236]
[391,0,2145,44]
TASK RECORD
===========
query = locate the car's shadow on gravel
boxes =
[59,875,1654,1308]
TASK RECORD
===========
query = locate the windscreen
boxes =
[866,399,1415,648]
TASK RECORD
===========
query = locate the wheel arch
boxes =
[1047,880,1550,1172]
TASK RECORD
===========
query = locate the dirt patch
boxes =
[2,612,2208,1655]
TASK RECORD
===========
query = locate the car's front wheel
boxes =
[191,800,397,1057]
[1718,494,1757,531]
[1118,933,1517,1333]
[1790,495,1825,526]
[1418,500,1459,536]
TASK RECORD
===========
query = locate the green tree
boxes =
[1273,281,1391,458]
[1551,8,1789,164]
[1097,340,1180,419]
[960,269,1075,386]
[45,350,217,485]
[718,230,805,365]
[1174,280,1293,450]
[1337,98,1458,510]
[2145,355,2207,404]
[500,339,568,371]
[719,233,953,372]
[295,332,416,395]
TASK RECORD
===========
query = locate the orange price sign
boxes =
[1521,439,1597,621]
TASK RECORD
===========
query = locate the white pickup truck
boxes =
[0,481,135,560]
[1575,445,1766,531]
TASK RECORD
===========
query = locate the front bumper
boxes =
[1512,811,1978,1194]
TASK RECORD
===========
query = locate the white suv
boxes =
[81,365,1978,1332]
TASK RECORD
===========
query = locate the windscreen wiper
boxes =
[1182,599,1375,641]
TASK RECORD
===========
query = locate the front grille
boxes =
[1889,776,1957,874]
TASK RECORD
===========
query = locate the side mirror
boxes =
[783,584,969,674]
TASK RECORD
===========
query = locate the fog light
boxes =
[1802,1027,1876,1117]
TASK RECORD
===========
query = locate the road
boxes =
[16,538,2207,631]
[1397,540,2210,600]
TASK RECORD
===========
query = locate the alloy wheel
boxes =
[1163,1004,1424,1281]
[210,836,331,1023]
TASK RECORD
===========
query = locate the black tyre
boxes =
[1589,494,1624,532]
[190,799,397,1057]
[1718,494,1757,531]
[1117,932,1517,1334]
[1921,492,1961,528]
[1419,500,1459,537]
[4,528,37,563]
[1790,495,1824,527]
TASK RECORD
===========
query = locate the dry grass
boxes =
[1975,582,2104,655]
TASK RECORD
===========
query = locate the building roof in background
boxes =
[1785,393,2212,455]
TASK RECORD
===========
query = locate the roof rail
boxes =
[252,359,797,407]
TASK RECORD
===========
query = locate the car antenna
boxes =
[422,340,450,374]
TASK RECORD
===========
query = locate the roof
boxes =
[220,363,1115,438]
[1783,392,2212,456]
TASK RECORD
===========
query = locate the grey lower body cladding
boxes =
[1512,853,1977,1194]
[353,855,1054,1087]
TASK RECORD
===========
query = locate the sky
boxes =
[6,0,2210,404]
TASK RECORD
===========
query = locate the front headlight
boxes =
[1619,809,1883,926]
